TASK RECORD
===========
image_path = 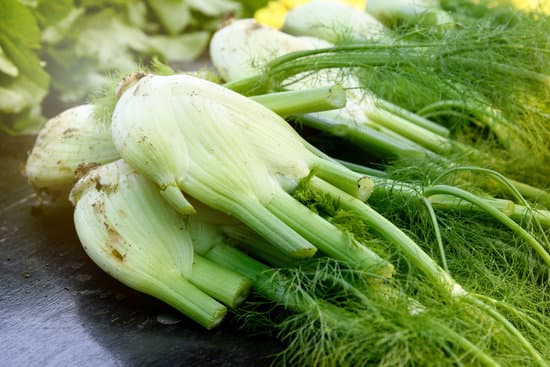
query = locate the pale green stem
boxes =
[376,98,450,137]
[307,176,460,292]
[421,197,449,273]
[294,113,427,159]
[188,256,251,308]
[429,194,550,229]
[235,197,318,259]
[200,243,269,282]
[433,166,549,241]
[512,207,550,229]
[147,274,226,330]
[423,185,550,267]
[224,75,267,95]
[429,195,515,216]
[266,188,394,276]
[160,185,196,215]
[365,107,454,154]
[251,86,346,117]
[203,243,322,312]
[221,224,298,267]
[420,109,475,121]
[335,159,388,178]
[313,158,376,201]
[507,178,550,208]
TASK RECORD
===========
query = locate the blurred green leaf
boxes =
[41,7,85,44]
[33,0,74,28]
[188,0,241,17]
[0,0,49,124]
[147,0,191,35]
[71,9,157,70]
[0,46,19,77]
[149,31,210,61]
[0,0,41,48]
[1,104,45,135]
[0,73,47,114]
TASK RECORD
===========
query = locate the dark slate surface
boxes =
[0,134,280,367]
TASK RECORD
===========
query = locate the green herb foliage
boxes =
[234,171,550,366]
[0,0,50,134]
[242,1,549,189]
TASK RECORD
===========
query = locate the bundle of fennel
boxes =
[24,63,550,366]
[22,2,550,364]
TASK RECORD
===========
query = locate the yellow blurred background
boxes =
[254,0,550,29]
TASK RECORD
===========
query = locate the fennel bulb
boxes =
[70,160,251,329]
[111,73,392,274]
